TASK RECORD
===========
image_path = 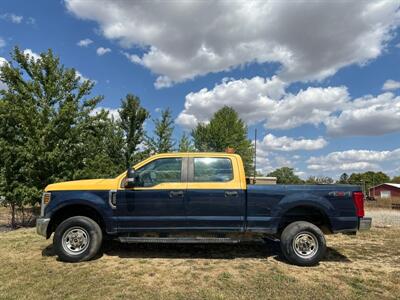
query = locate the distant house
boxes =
[368,183,400,200]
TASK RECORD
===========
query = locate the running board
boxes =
[118,237,248,244]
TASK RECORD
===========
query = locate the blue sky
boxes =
[1,0,400,179]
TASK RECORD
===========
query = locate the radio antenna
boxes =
[253,128,257,183]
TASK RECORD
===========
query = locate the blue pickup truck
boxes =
[36,152,371,266]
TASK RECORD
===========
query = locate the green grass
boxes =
[0,228,399,299]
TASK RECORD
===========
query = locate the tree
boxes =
[338,173,349,184]
[306,176,334,184]
[267,167,303,184]
[192,106,253,174]
[348,171,390,192]
[146,108,175,154]
[119,94,149,167]
[0,47,107,227]
[75,111,125,178]
[178,132,195,152]
[391,176,400,184]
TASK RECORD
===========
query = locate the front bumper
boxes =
[36,217,50,237]
[359,217,372,231]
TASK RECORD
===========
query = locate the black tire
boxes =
[280,221,326,266]
[54,216,102,263]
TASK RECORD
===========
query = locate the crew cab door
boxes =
[185,156,245,231]
[116,156,187,232]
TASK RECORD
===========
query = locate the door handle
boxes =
[225,191,238,197]
[169,190,184,198]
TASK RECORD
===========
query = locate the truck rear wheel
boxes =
[280,221,326,266]
[54,216,102,262]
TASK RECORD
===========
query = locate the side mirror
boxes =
[125,167,136,188]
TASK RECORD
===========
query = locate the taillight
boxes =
[352,191,364,217]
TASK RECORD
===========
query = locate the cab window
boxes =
[193,157,233,182]
[135,158,182,187]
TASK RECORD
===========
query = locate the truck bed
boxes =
[246,184,362,234]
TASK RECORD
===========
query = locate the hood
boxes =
[44,178,120,192]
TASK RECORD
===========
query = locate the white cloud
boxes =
[255,150,303,176]
[177,75,400,137]
[77,38,93,47]
[75,70,90,82]
[123,51,142,64]
[325,92,400,136]
[382,79,400,91]
[176,76,285,128]
[274,155,295,168]
[23,49,40,61]
[259,134,327,152]
[265,86,348,130]
[312,161,380,172]
[1,13,23,24]
[254,149,273,175]
[254,133,324,177]
[154,75,173,89]
[9,14,22,24]
[0,57,7,66]
[96,47,111,56]
[76,70,97,85]
[91,107,120,120]
[307,148,400,172]
[295,171,306,178]
[0,37,5,48]
[0,57,8,90]
[176,76,348,130]
[0,57,7,67]
[0,13,35,25]
[26,17,36,25]
[66,0,400,87]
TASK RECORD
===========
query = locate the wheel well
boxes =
[47,204,105,238]
[278,206,332,234]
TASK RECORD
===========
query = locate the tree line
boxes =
[267,167,398,192]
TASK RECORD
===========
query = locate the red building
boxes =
[369,183,400,200]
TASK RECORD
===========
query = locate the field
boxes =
[0,209,399,299]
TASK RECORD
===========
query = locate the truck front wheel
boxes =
[54,216,102,262]
[280,221,326,266]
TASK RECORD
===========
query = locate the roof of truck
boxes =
[151,152,241,157]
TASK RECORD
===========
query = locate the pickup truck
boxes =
[36,152,371,266]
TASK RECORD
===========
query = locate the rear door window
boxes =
[193,157,233,182]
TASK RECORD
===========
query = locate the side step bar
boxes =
[118,237,254,244]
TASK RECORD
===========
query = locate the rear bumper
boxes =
[36,217,50,237]
[358,217,372,231]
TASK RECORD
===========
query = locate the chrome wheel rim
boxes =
[62,226,90,255]
[292,232,318,259]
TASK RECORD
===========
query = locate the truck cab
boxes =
[36,152,371,266]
